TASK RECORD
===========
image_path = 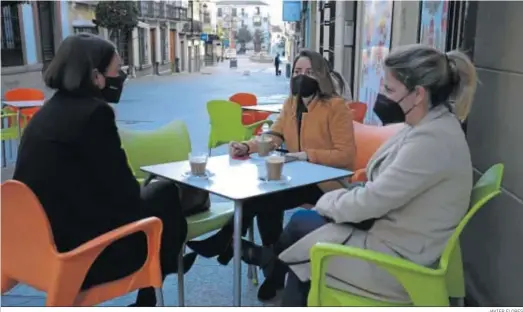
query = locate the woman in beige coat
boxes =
[241,44,478,306]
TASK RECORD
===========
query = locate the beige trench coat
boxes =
[279,106,473,303]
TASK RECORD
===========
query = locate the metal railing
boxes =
[138,1,188,21]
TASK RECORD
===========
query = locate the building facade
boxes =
[1,1,63,97]
[1,0,206,95]
[295,0,523,306]
[216,0,270,52]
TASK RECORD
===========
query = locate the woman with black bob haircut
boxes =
[13,33,193,306]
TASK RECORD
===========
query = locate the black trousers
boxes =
[221,184,324,247]
[275,64,280,76]
[81,180,187,290]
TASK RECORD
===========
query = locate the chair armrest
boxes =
[245,119,273,130]
[351,169,367,182]
[310,243,448,306]
[54,217,163,295]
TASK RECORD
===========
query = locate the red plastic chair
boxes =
[229,92,258,126]
[229,93,257,106]
[4,88,45,126]
[347,101,368,123]
[253,111,272,134]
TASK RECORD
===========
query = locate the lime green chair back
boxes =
[308,163,504,307]
[1,108,21,141]
[442,163,504,300]
[207,100,272,151]
[119,120,191,180]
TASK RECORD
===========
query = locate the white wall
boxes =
[391,1,421,49]
[333,1,345,73]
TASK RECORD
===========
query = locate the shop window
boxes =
[356,0,393,124]
[1,4,23,67]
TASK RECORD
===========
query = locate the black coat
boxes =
[13,91,144,252]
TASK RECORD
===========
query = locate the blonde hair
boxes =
[384,44,477,121]
[291,49,336,98]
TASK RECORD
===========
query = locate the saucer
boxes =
[181,170,214,180]
[250,153,271,160]
[258,175,291,185]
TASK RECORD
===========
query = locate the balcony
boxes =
[203,12,211,24]
[167,3,188,21]
[138,1,188,21]
[182,20,203,35]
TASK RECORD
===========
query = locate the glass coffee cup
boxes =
[188,152,208,176]
[265,153,285,181]
[256,134,273,157]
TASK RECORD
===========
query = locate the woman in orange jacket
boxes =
[187,50,356,300]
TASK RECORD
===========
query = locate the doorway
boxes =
[150,28,157,65]
[37,1,55,70]
[180,40,186,71]
[169,29,177,64]
[188,46,193,72]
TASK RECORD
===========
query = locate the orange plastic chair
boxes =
[4,88,45,126]
[352,122,404,182]
[229,92,259,126]
[347,101,368,123]
[4,88,45,101]
[1,180,165,306]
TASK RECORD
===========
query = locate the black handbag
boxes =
[143,175,210,217]
[177,183,210,217]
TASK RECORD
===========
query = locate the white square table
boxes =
[242,104,283,114]
[141,154,352,306]
[2,100,45,137]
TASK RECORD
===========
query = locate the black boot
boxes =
[240,239,274,268]
[257,259,286,301]
[129,287,156,306]
[239,239,287,301]
[186,230,232,258]
[179,252,198,273]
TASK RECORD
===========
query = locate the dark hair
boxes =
[322,57,346,97]
[330,71,345,96]
[43,33,116,94]
[292,49,336,98]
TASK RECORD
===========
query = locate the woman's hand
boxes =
[229,141,249,157]
[286,151,308,161]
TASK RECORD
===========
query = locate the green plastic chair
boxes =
[308,163,505,307]
[207,100,273,154]
[119,120,258,306]
[1,108,22,141]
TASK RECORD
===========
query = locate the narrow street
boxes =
[2,55,288,168]
[115,55,288,155]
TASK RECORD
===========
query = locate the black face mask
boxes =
[373,93,415,125]
[101,70,127,103]
[291,75,319,98]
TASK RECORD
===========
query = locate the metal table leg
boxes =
[233,200,243,306]
[16,110,22,139]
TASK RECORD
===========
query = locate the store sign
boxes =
[419,0,449,52]
[357,0,394,125]
[282,0,301,22]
